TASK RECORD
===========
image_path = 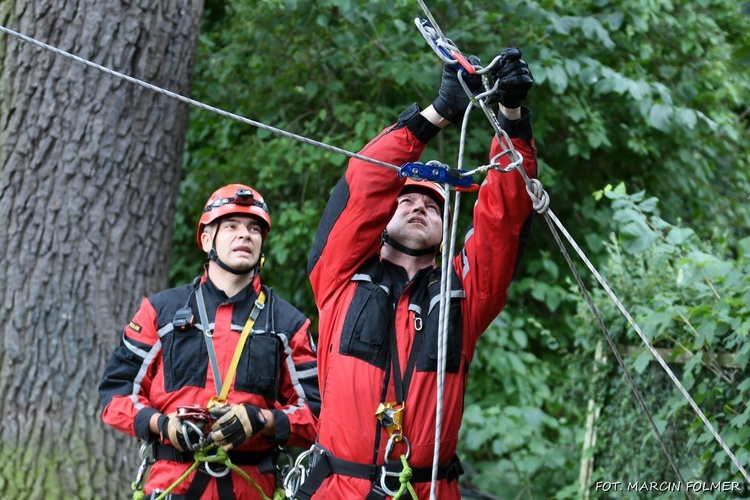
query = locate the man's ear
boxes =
[200,226,214,253]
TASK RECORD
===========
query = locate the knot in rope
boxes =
[153,445,273,500]
[525,178,550,214]
[392,455,419,500]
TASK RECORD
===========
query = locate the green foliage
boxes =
[173,0,750,495]
[571,185,750,494]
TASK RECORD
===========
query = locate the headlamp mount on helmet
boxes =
[202,188,269,215]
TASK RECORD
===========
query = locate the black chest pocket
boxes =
[162,326,208,392]
[235,332,282,400]
[339,281,390,370]
[417,281,463,374]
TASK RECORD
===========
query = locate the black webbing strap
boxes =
[295,452,463,500]
[182,467,234,500]
[153,444,275,471]
[153,444,275,499]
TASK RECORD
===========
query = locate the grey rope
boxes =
[443,31,750,488]
[526,182,694,497]
[0,23,399,173]
[5,13,747,489]
[538,197,750,486]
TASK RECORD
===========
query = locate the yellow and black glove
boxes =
[209,404,266,450]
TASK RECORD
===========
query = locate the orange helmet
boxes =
[400,178,448,211]
[196,184,271,248]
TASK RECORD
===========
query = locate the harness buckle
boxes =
[375,402,405,439]
[206,397,226,410]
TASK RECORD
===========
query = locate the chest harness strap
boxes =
[195,284,267,408]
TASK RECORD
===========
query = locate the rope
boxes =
[408,9,750,485]
[0,24,399,173]
[392,455,419,500]
[521,175,750,486]
[153,446,272,500]
[430,102,475,499]
[5,11,748,491]
[530,197,694,497]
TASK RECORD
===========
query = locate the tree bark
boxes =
[0,1,203,497]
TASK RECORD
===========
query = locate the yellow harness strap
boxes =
[208,289,267,408]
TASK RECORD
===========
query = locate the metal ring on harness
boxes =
[204,454,232,478]
[380,434,411,496]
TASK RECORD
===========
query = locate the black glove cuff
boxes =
[266,409,290,444]
[497,106,533,140]
[135,407,161,441]
[156,413,169,440]
[393,103,441,144]
[242,404,266,434]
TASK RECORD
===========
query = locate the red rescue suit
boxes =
[306,104,537,499]
[99,273,319,499]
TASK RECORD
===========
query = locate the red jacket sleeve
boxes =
[307,123,428,311]
[268,317,320,447]
[99,298,162,439]
[455,112,538,355]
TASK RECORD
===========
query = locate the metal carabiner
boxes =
[414,18,476,75]
[379,434,412,496]
[283,444,323,498]
[181,419,207,451]
[133,443,154,492]
[204,455,232,478]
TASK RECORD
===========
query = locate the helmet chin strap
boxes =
[208,225,261,276]
[381,230,439,257]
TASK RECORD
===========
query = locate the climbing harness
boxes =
[2,5,749,496]
[287,441,463,500]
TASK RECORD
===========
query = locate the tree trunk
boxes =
[0,1,203,497]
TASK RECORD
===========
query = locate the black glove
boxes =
[490,47,533,108]
[432,55,483,123]
[209,404,266,450]
[158,413,207,452]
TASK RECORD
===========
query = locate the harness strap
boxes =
[182,468,234,500]
[153,444,277,473]
[195,284,267,407]
[295,453,463,500]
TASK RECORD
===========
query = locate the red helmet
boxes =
[196,184,271,248]
[400,178,448,208]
